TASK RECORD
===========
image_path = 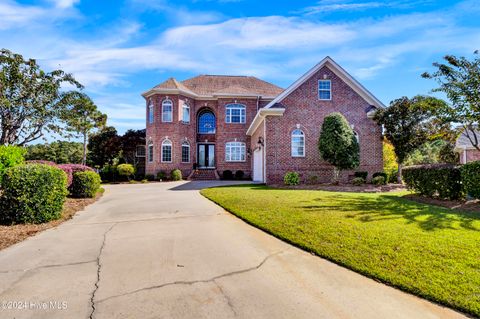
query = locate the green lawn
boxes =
[201,185,480,317]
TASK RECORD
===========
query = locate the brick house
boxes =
[455,130,480,164]
[142,57,384,183]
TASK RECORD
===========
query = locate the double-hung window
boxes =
[161,140,172,162]
[162,99,173,122]
[225,104,246,123]
[182,103,190,123]
[318,80,331,100]
[148,100,154,124]
[291,129,305,157]
[225,142,246,162]
[181,142,190,163]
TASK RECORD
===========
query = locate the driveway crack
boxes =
[0,260,97,274]
[97,249,286,304]
[89,223,116,319]
[214,280,237,317]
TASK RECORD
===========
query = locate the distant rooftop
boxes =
[151,74,284,98]
[456,129,480,148]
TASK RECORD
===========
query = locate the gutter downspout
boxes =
[464,146,467,164]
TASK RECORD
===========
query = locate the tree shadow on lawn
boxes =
[299,194,480,232]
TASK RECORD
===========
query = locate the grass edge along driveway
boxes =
[200,184,480,317]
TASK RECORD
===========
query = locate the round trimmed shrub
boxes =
[352,177,365,186]
[0,145,25,183]
[58,164,95,187]
[371,176,386,186]
[461,161,480,199]
[171,169,182,181]
[222,170,233,180]
[70,171,101,198]
[354,171,368,180]
[235,170,245,180]
[0,164,68,224]
[284,171,300,186]
[145,174,155,181]
[117,164,135,180]
[372,172,388,181]
[156,171,167,181]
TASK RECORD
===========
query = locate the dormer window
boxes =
[318,80,331,100]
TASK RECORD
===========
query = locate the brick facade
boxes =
[142,58,384,183]
[263,66,383,184]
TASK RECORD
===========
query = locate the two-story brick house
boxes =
[142,57,384,183]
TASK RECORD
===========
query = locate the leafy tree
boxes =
[87,126,121,167]
[0,48,82,145]
[120,129,145,169]
[0,145,25,182]
[422,52,480,150]
[61,93,106,165]
[374,96,443,182]
[25,141,83,164]
[404,140,455,166]
[383,140,398,179]
[318,112,360,183]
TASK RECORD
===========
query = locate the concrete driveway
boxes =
[0,181,468,319]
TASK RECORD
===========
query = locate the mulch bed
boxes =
[0,191,103,251]
[273,183,406,193]
[404,194,480,213]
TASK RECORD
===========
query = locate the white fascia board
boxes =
[264,57,386,110]
[246,108,285,136]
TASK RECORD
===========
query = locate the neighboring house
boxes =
[141,57,384,183]
[455,130,480,164]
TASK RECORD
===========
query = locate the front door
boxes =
[198,144,215,168]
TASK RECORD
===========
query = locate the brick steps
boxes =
[188,169,219,180]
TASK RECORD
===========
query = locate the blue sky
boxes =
[2,0,480,138]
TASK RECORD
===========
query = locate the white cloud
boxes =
[49,0,80,9]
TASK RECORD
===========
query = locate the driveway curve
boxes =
[0,181,468,319]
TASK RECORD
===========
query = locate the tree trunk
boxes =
[333,167,340,185]
[82,132,88,166]
[397,163,403,184]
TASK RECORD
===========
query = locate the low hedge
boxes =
[0,164,68,224]
[352,177,365,186]
[222,170,233,180]
[70,171,101,198]
[354,171,368,180]
[57,164,94,187]
[403,164,463,200]
[461,161,480,199]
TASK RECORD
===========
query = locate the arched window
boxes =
[161,139,172,162]
[198,110,216,134]
[225,103,246,123]
[147,141,154,163]
[225,142,246,162]
[291,129,305,157]
[182,102,190,123]
[181,141,190,163]
[162,99,173,122]
[148,100,154,124]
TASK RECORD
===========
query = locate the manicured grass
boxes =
[201,185,480,317]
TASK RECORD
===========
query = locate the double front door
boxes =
[198,144,215,168]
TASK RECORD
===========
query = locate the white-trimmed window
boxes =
[181,141,190,163]
[161,139,172,162]
[225,104,246,123]
[182,102,190,123]
[225,142,246,162]
[148,143,154,163]
[136,145,146,157]
[148,100,154,124]
[291,129,305,157]
[318,80,331,100]
[162,99,173,122]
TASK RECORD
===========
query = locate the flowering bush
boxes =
[26,160,56,166]
[57,164,94,187]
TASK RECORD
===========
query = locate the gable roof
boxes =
[456,129,480,149]
[264,56,385,109]
[143,75,283,99]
